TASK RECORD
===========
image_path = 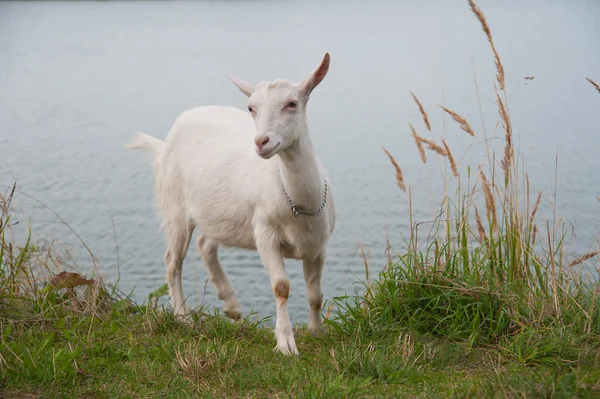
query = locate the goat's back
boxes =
[156,105,274,248]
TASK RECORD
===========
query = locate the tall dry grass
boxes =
[386,0,599,286]
[370,0,600,347]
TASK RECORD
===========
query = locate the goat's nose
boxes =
[255,136,270,150]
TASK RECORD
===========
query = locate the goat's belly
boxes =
[280,241,325,261]
[280,244,302,260]
[202,223,256,250]
[280,228,329,261]
[189,207,256,250]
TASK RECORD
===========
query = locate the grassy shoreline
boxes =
[1,266,599,398]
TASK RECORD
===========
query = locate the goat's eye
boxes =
[286,101,298,109]
[248,106,254,113]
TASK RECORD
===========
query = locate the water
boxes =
[1,0,599,324]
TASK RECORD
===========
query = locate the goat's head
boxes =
[228,53,330,159]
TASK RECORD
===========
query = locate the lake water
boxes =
[1,0,598,324]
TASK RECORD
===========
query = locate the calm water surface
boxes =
[1,1,598,323]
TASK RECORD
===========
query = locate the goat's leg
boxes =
[197,235,241,320]
[255,225,298,355]
[303,254,325,337]
[164,222,194,318]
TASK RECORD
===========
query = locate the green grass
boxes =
[2,302,599,398]
[2,1,600,397]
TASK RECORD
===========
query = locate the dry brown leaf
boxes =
[49,271,95,289]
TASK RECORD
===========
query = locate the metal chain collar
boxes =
[280,177,328,217]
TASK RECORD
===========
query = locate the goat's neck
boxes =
[277,133,324,211]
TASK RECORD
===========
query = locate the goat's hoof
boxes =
[308,324,325,337]
[224,309,242,321]
[276,343,299,356]
[275,334,299,356]
[175,312,193,325]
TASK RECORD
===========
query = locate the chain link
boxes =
[280,178,328,217]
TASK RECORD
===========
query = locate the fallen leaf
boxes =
[49,271,95,290]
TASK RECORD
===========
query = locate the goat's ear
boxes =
[228,74,255,97]
[299,52,330,97]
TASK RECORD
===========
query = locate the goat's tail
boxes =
[126,132,164,161]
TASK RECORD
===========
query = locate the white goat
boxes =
[127,53,335,355]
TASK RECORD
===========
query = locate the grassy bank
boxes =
[1,222,598,398]
[2,0,600,397]
[1,238,599,398]
[1,298,599,398]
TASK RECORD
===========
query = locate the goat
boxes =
[127,53,335,355]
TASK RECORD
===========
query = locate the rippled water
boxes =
[1,0,598,324]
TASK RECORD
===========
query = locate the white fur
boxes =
[127,54,335,355]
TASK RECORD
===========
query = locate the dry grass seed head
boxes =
[479,169,497,228]
[469,0,505,91]
[421,137,447,156]
[586,77,600,93]
[530,190,542,227]
[438,105,475,137]
[474,205,487,242]
[410,123,427,163]
[382,147,406,192]
[570,251,600,267]
[410,91,431,132]
[441,138,459,177]
[496,93,513,172]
